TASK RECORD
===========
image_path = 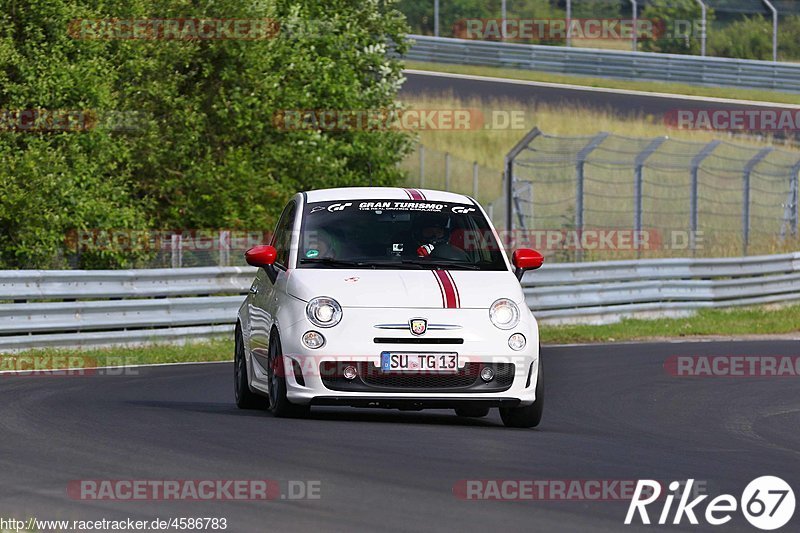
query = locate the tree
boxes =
[0,0,412,268]
[640,0,714,55]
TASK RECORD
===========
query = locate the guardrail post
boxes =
[634,137,667,258]
[444,152,450,191]
[419,144,425,188]
[690,140,721,255]
[743,147,773,255]
[575,132,609,262]
[504,127,542,231]
[170,234,183,268]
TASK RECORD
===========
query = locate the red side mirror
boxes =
[245,245,277,268]
[512,248,544,271]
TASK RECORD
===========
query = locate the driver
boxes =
[412,213,467,261]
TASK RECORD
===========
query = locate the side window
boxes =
[270,201,297,268]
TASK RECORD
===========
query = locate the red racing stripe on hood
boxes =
[432,270,459,309]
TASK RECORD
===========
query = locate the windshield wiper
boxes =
[400,259,480,270]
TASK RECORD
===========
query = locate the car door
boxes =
[249,200,297,384]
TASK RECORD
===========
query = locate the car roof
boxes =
[303,187,475,205]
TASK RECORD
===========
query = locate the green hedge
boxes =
[0,0,412,269]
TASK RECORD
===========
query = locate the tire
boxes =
[267,332,310,418]
[454,407,490,418]
[234,324,265,409]
[500,357,544,428]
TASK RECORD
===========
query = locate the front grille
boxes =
[319,361,515,393]
[373,337,464,345]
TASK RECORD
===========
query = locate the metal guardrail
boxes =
[404,35,800,93]
[0,253,798,351]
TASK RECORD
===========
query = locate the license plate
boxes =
[380,352,458,373]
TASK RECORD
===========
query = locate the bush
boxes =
[708,15,772,60]
[641,0,714,55]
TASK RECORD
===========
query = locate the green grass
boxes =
[405,60,800,105]
[539,304,800,344]
[1,304,798,365]
[0,337,233,369]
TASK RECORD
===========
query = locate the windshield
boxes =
[297,199,507,271]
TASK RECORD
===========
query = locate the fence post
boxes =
[793,162,800,237]
[575,132,609,262]
[419,145,425,188]
[504,127,542,232]
[472,161,479,199]
[780,159,800,241]
[219,230,231,267]
[170,234,183,268]
[445,152,450,191]
[743,148,773,255]
[634,137,667,258]
[690,140,720,256]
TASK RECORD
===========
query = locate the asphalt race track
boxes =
[401,70,799,119]
[1,341,798,532]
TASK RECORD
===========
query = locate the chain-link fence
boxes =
[505,128,800,261]
[400,143,505,226]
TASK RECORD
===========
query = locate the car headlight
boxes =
[306,297,342,328]
[490,298,520,330]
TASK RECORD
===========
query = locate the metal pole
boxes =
[781,160,800,240]
[501,0,507,39]
[694,0,707,56]
[504,127,542,232]
[419,145,425,188]
[566,0,572,47]
[472,161,479,199]
[634,137,667,258]
[630,0,638,51]
[762,0,778,62]
[444,152,450,191]
[794,164,800,237]
[742,148,773,256]
[170,234,182,268]
[689,140,720,255]
[575,132,609,262]
[219,230,231,267]
[434,0,440,37]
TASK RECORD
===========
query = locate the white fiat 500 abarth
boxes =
[235,187,545,427]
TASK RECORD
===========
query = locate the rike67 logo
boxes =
[625,477,795,530]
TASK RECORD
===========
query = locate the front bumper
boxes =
[269,306,540,406]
